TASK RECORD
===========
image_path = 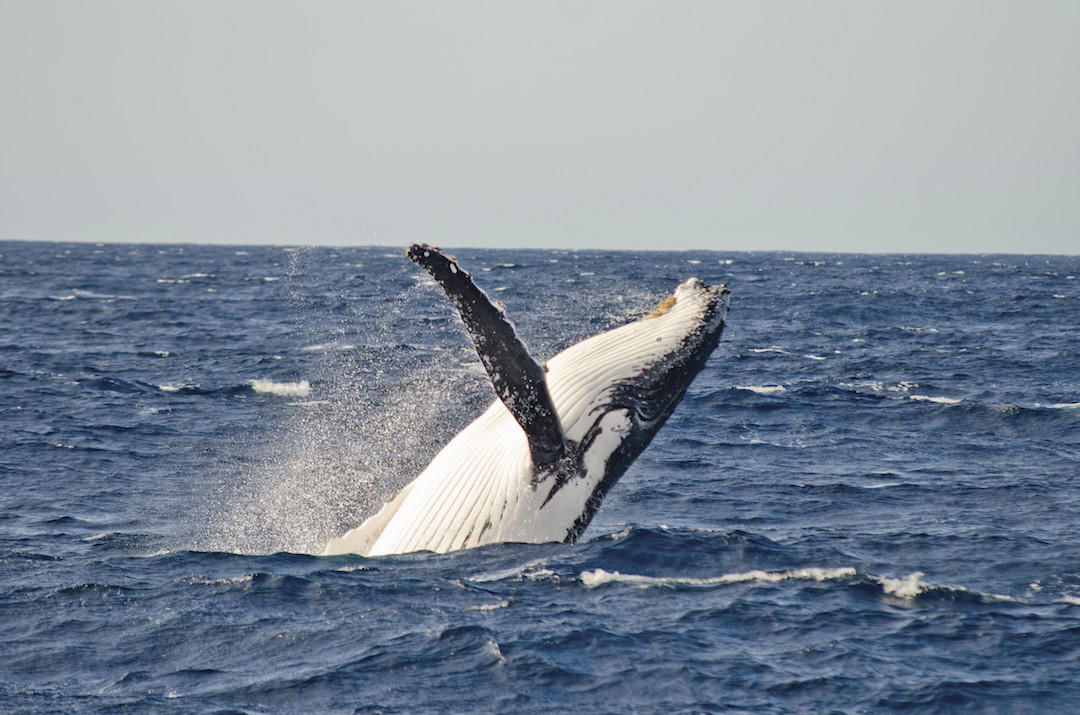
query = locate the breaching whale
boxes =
[323,245,731,557]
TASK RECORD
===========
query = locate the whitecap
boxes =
[908,395,962,405]
[735,385,786,395]
[878,572,928,599]
[249,379,311,398]
[874,572,1018,603]
[468,600,510,612]
[485,640,507,663]
[839,380,884,392]
[469,557,553,583]
[72,288,137,300]
[580,566,856,589]
[524,567,557,582]
[334,563,371,573]
[141,548,172,558]
[193,574,257,586]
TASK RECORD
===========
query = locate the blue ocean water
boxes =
[1,240,1079,713]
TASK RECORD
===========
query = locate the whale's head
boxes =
[542,277,731,537]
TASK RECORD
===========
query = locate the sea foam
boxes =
[735,385,786,395]
[580,567,856,589]
[249,379,312,398]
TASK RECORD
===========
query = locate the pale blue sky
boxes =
[2,1,1078,254]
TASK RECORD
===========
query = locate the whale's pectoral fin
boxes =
[408,243,566,468]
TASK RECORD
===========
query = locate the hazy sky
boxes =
[2,1,1078,254]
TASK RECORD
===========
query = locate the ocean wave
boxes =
[156,380,313,399]
[871,571,1019,604]
[580,566,856,589]
[300,343,356,352]
[837,380,920,394]
[5,243,1079,714]
[579,565,1023,606]
[1035,402,1080,410]
[468,557,562,585]
[81,376,158,394]
[67,288,137,301]
[248,379,311,398]
[184,573,259,587]
[907,394,963,405]
[734,384,786,395]
[467,600,511,612]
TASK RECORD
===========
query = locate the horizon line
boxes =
[1,237,1077,259]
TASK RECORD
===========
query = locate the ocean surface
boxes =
[1,241,1078,713]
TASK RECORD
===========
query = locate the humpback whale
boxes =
[323,245,731,556]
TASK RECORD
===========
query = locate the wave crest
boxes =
[248,379,311,398]
[580,566,856,589]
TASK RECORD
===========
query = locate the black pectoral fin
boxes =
[408,244,566,467]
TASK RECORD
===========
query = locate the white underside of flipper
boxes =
[322,278,725,557]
